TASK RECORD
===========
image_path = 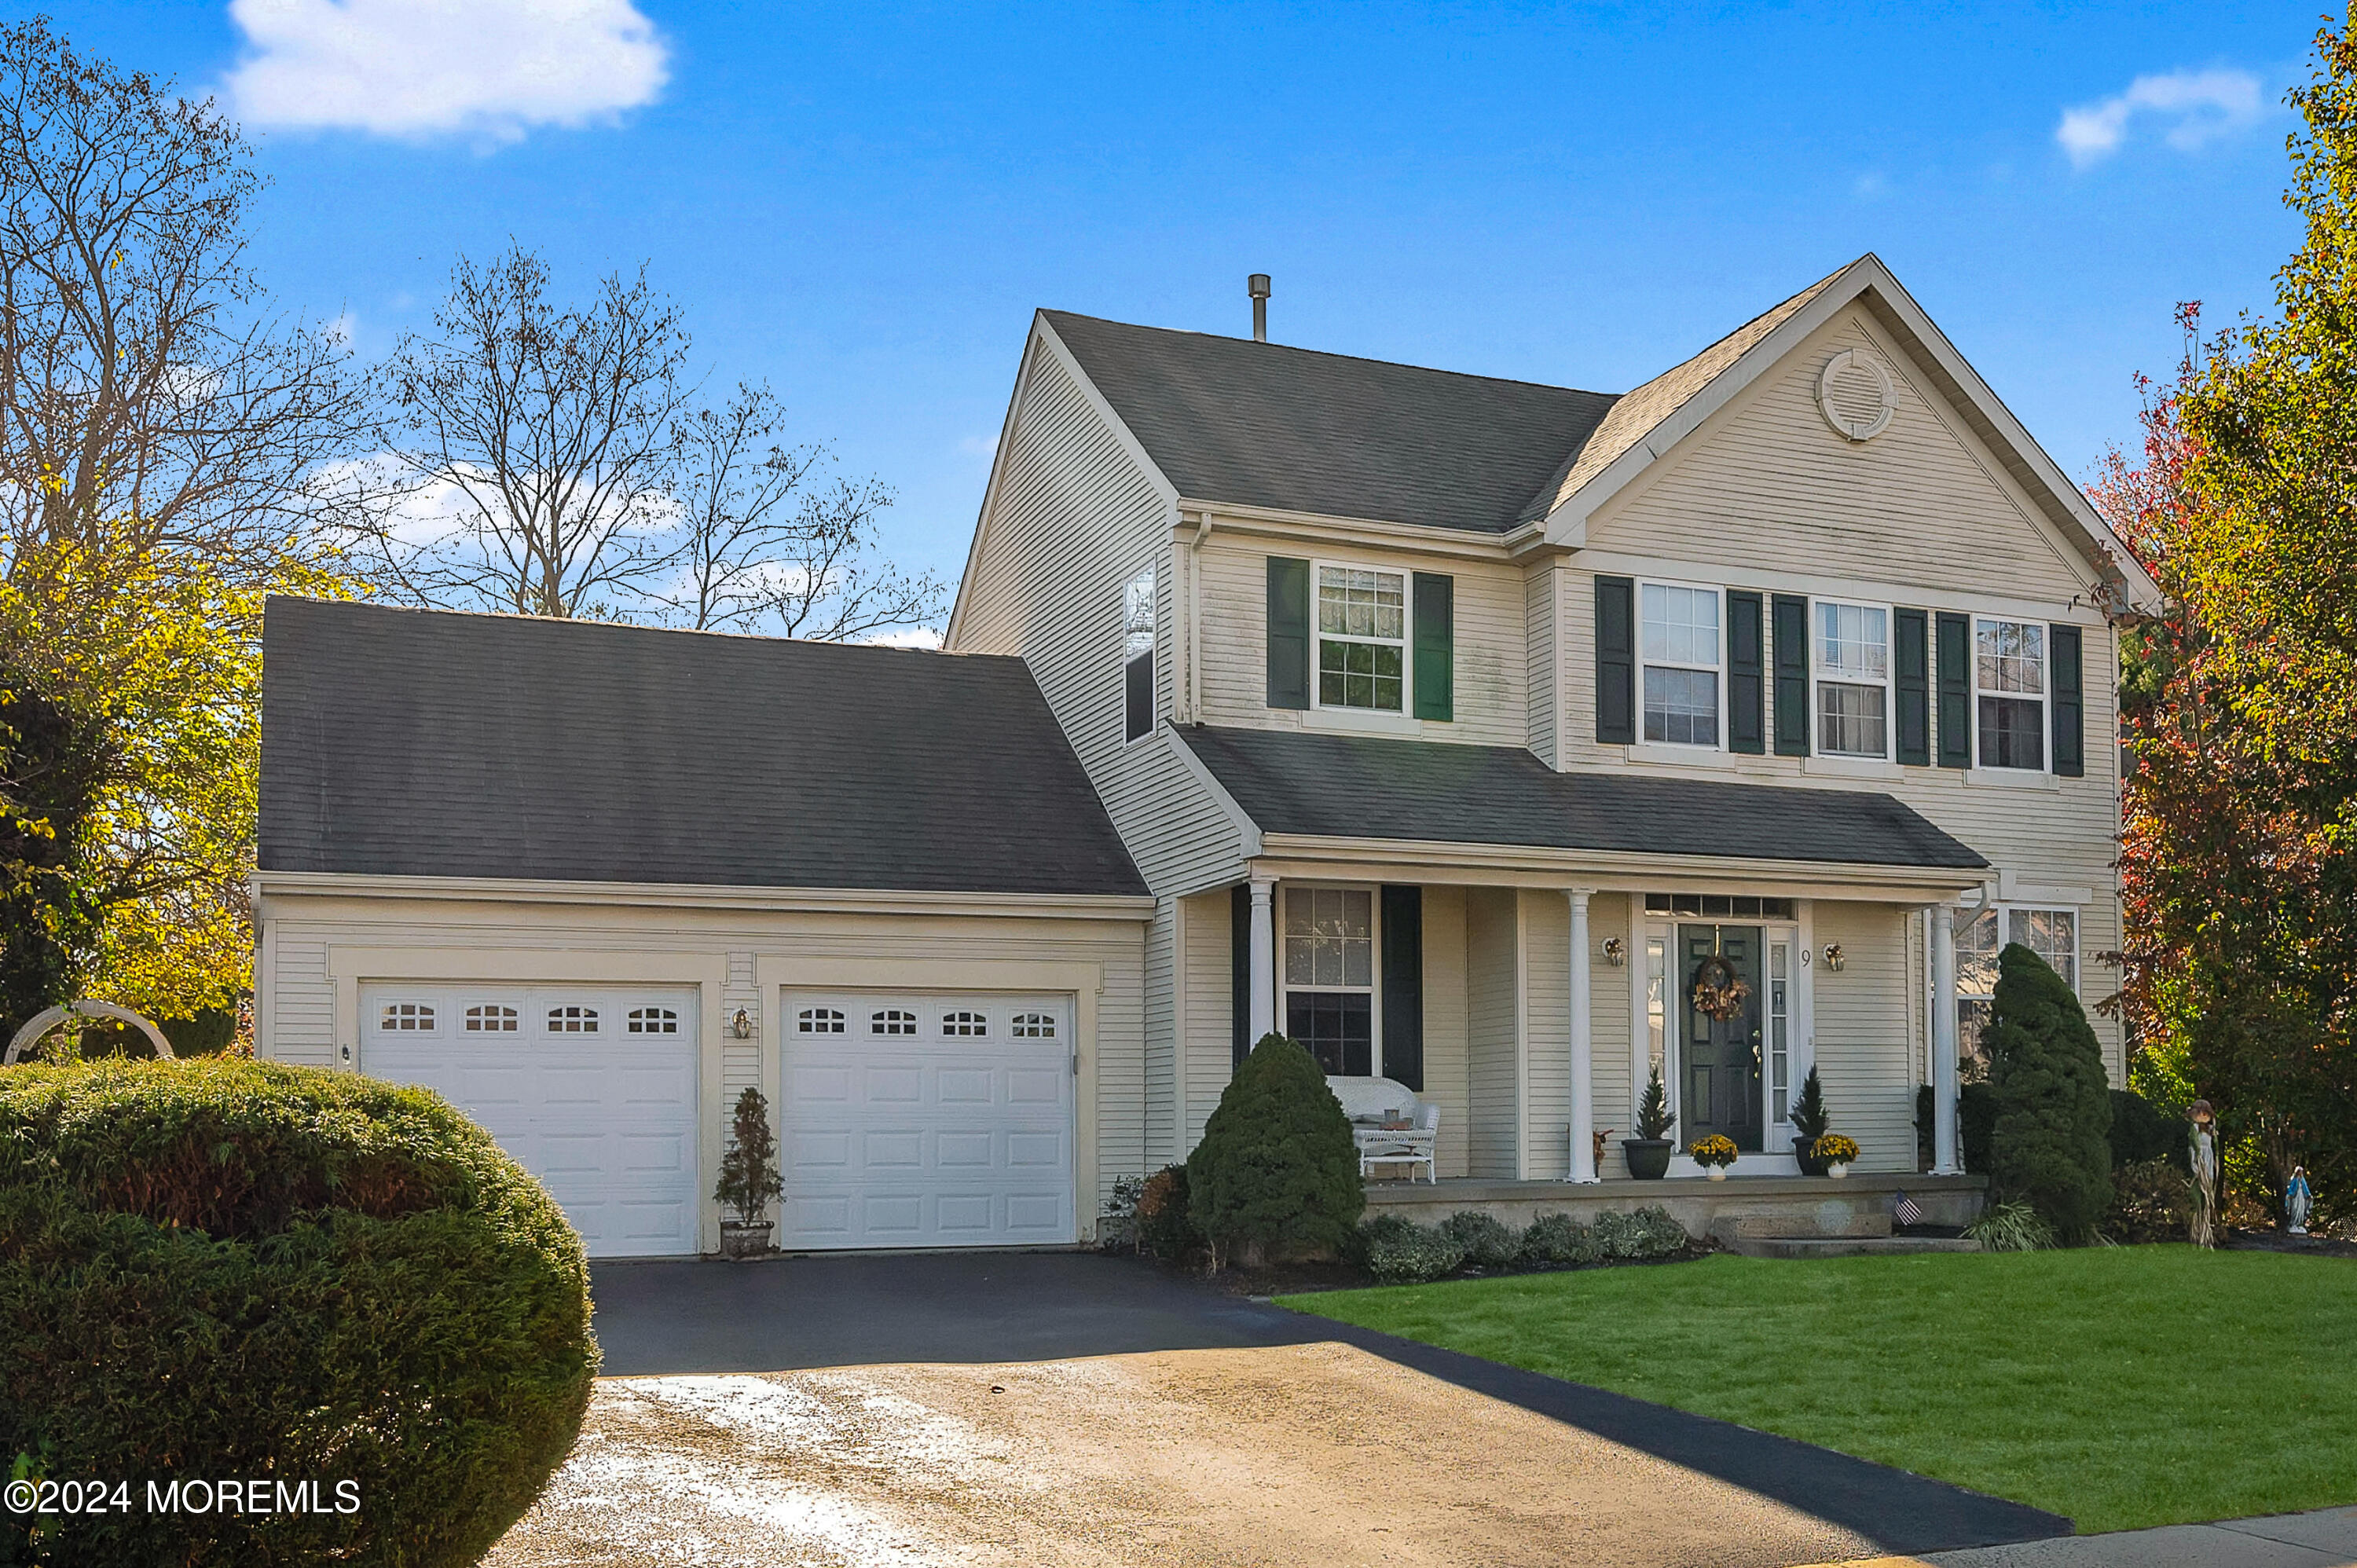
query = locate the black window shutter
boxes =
[1772,593,1810,756]
[1124,650,1152,741]
[1411,573,1453,721]
[2051,623,2084,778]
[1595,575,1635,744]
[1936,611,1971,768]
[1230,884,1251,1064]
[1894,607,1930,765]
[1266,556,1310,709]
[1380,885,1423,1091]
[1727,590,1765,754]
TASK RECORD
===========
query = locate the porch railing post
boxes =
[1930,903,1960,1175]
[1248,874,1277,1045]
[1568,888,1598,1182]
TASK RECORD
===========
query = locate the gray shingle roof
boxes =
[1177,726,1987,871]
[1042,310,1618,533]
[261,598,1147,897]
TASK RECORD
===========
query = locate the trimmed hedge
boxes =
[1186,1035,1362,1265]
[0,1058,596,1566]
[1360,1207,1691,1284]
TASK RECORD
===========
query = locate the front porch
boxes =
[1362,1171,1988,1242]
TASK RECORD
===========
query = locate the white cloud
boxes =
[225,0,669,141]
[2057,68,2265,168]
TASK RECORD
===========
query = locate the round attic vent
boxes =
[1816,349,1896,442]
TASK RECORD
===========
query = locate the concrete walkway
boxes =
[1819,1507,2357,1567]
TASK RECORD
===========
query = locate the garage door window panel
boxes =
[380,1002,436,1031]
[465,1005,517,1032]
[871,1009,917,1035]
[799,1008,846,1034]
[548,1006,599,1033]
[943,1010,989,1037]
[628,1007,678,1034]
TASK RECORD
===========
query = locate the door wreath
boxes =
[1691,954,1752,1020]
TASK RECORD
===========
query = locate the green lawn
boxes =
[1278,1247,2357,1534]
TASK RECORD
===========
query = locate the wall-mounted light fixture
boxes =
[731,1008,753,1039]
[1600,936,1627,968]
[1822,943,1846,973]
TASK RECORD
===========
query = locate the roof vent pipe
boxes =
[1248,273,1270,343]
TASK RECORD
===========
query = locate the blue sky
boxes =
[56,2,2320,611]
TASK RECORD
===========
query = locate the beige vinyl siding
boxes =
[256,892,1146,1224]
[1525,565,1559,766]
[1178,888,1233,1152]
[1520,889,1570,1180]
[1586,892,1635,1177]
[1809,901,1919,1171]
[951,339,1248,898]
[1192,533,1527,746]
[1465,887,1520,1178]
[723,948,761,1104]
[1420,885,1472,1179]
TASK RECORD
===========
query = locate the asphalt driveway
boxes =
[486,1252,2066,1568]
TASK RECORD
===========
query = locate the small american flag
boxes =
[1891,1190,1925,1227]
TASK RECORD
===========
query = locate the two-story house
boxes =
[252,255,2157,1255]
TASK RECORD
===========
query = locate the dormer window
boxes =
[1640,583,1721,746]
[1316,566,1406,713]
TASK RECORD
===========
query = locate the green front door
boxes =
[1681,925,1765,1153]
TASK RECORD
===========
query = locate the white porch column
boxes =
[1248,874,1277,1045]
[1930,904,1960,1175]
[1567,888,1598,1183]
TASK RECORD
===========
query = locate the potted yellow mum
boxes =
[1689,1134,1738,1181]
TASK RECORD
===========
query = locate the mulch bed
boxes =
[2222,1225,2357,1259]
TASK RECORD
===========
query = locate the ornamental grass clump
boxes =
[1186,1034,1362,1266]
[0,1057,596,1567]
[1964,1199,2056,1252]
[1985,943,2113,1242]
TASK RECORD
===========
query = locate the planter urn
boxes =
[1622,1138,1674,1181]
[719,1220,774,1261]
[1827,1163,1851,1179]
[1794,1142,1833,1178]
[1706,1166,1728,1182]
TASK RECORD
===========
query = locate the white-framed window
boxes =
[1768,939,1792,1123]
[1974,619,2046,771]
[942,1010,988,1037]
[1123,564,1155,742]
[1315,563,1407,713]
[1640,581,1721,746]
[1954,903,2078,1068]
[379,1002,434,1031]
[1644,936,1667,1089]
[871,1009,917,1036]
[547,1006,599,1033]
[797,1007,846,1034]
[1815,600,1890,758]
[1281,884,1378,1076]
[464,1005,517,1032]
[627,1007,678,1035]
[1010,1012,1057,1039]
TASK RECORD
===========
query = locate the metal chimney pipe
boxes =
[1248,273,1270,342]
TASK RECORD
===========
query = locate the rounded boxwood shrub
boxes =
[1590,1205,1688,1259]
[1985,943,2114,1243]
[1436,1210,1519,1270]
[0,1058,596,1566]
[1358,1214,1465,1284]
[1518,1212,1601,1267]
[1186,1034,1362,1266]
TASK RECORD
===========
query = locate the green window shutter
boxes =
[1727,590,1765,754]
[1894,607,1930,765]
[1266,556,1310,709]
[1594,575,1635,744]
[1411,572,1453,721]
[1380,885,1424,1092]
[2051,623,2084,778]
[1772,593,1810,757]
[1936,611,1971,768]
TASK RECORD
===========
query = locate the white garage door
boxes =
[781,993,1075,1250]
[358,984,700,1258]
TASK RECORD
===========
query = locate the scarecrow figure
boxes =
[2286,1166,2313,1236]
[2188,1100,2220,1249]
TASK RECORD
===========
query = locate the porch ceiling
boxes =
[1178,725,1988,875]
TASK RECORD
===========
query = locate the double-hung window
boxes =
[1974,619,2045,770]
[1952,904,2077,1070]
[1316,566,1406,712]
[1123,566,1155,742]
[1640,584,1720,746]
[1282,885,1376,1076]
[1816,601,1890,757]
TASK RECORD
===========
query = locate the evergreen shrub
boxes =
[1591,1206,1688,1259]
[1358,1214,1464,1284]
[1436,1210,1519,1270]
[2110,1089,2187,1172]
[1135,1164,1202,1260]
[1519,1212,1602,1266]
[1985,943,2114,1242]
[0,1058,596,1566]
[1186,1034,1362,1264]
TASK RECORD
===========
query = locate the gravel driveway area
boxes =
[486,1341,1888,1568]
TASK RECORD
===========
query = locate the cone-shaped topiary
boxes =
[714,1085,784,1225]
[1634,1065,1674,1141]
[1790,1065,1829,1143]
[1985,942,2113,1242]
[1186,1033,1362,1266]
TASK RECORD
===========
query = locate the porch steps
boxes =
[1724,1235,1984,1259]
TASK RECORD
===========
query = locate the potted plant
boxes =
[1689,1134,1738,1181]
[1811,1133,1860,1178]
[714,1086,784,1260]
[1791,1066,1832,1175]
[1622,1066,1676,1180]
